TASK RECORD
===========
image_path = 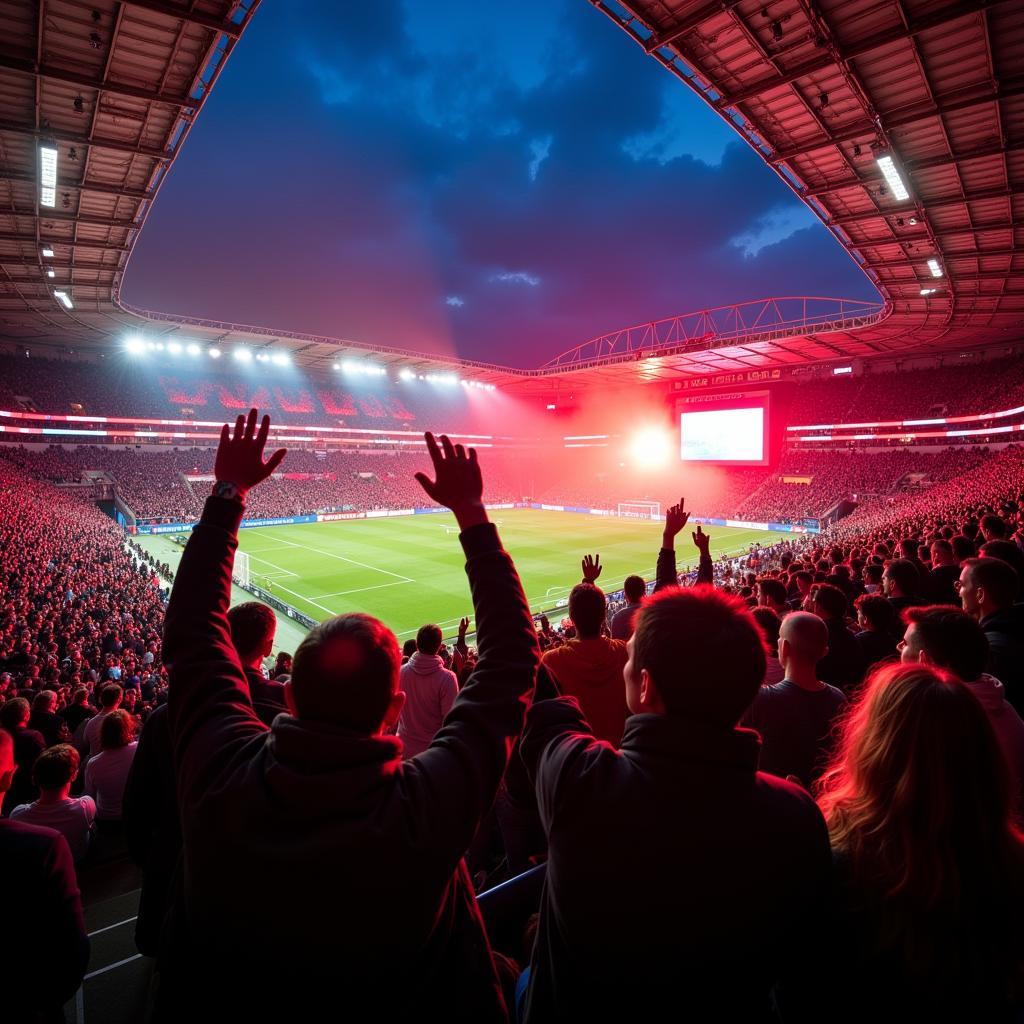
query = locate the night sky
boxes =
[122,0,879,368]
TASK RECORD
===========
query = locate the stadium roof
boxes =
[0,0,1021,396]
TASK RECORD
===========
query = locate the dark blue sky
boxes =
[123,0,878,368]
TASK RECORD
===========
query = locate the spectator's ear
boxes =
[638,670,666,715]
[382,690,406,732]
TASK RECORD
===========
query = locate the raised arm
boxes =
[403,433,540,860]
[692,524,714,585]
[654,497,689,591]
[164,410,287,784]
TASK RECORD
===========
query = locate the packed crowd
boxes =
[3,409,1024,1022]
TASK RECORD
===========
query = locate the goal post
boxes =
[234,550,251,588]
[617,501,661,521]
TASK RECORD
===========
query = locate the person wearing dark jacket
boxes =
[122,703,180,957]
[0,728,89,1021]
[520,584,832,1022]
[1,697,45,815]
[811,584,867,693]
[653,498,714,592]
[959,557,1024,713]
[159,412,539,1022]
[226,601,289,727]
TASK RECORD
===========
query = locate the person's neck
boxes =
[37,786,71,806]
[783,664,825,691]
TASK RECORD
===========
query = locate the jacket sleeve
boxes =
[654,546,677,592]
[519,696,608,831]
[400,522,539,863]
[163,496,265,807]
[122,709,163,867]
[696,550,713,586]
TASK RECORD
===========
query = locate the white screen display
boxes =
[680,407,765,462]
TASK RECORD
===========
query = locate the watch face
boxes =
[214,482,239,499]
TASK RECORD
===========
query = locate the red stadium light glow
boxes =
[630,427,671,468]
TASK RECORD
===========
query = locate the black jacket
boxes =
[982,605,1024,714]
[520,699,832,1022]
[161,496,539,1021]
[244,666,289,727]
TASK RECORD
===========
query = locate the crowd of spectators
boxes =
[3,408,1024,1020]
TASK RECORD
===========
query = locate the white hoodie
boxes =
[397,651,459,758]
[968,673,1024,810]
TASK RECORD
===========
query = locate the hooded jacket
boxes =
[398,651,458,757]
[162,496,539,1021]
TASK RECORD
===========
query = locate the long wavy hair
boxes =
[817,662,1024,996]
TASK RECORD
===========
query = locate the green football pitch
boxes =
[227,510,778,641]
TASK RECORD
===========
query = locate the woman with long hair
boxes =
[815,662,1024,1019]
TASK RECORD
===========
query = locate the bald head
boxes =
[779,612,829,669]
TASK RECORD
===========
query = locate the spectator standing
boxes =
[158,414,538,1020]
[541,559,629,746]
[610,575,646,640]
[397,623,459,757]
[84,709,138,823]
[227,601,288,727]
[853,594,899,671]
[958,557,1024,712]
[925,540,961,604]
[743,612,847,788]
[10,744,95,861]
[521,585,831,1021]
[60,687,95,735]
[29,690,71,748]
[81,683,123,757]
[900,605,1024,811]
[813,664,1024,1020]
[1,696,45,815]
[0,729,89,1020]
[811,584,867,693]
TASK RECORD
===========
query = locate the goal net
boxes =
[617,501,661,521]
[234,550,251,588]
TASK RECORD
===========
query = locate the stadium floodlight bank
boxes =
[617,501,661,520]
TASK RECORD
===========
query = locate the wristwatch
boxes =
[212,481,241,501]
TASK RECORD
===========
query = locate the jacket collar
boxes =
[269,714,402,772]
[619,713,761,773]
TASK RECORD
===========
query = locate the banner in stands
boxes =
[319,512,366,521]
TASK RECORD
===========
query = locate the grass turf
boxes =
[231,510,779,640]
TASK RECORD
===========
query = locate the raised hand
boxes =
[414,432,487,530]
[458,617,471,640]
[214,409,287,497]
[692,524,711,557]
[662,498,689,550]
[581,553,602,584]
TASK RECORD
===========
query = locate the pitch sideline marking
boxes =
[258,530,414,582]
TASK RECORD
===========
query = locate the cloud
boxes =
[528,135,552,181]
[445,295,465,307]
[730,203,821,258]
[491,270,540,287]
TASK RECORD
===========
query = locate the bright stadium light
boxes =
[54,289,73,309]
[126,337,146,355]
[167,341,183,355]
[39,144,58,207]
[920,287,937,296]
[41,247,54,258]
[256,353,270,362]
[875,153,910,201]
[186,342,201,356]
[399,367,415,380]
[630,427,671,468]
[271,352,290,366]
[209,347,221,359]
[46,268,55,278]
[927,258,943,277]
[234,347,252,361]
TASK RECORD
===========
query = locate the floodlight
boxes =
[209,347,221,359]
[154,342,165,351]
[167,341,183,355]
[271,353,290,366]
[39,144,58,208]
[875,153,910,201]
[399,368,415,380]
[927,258,943,278]
[233,348,252,361]
[333,362,340,370]
[46,269,55,278]
[41,247,54,258]
[546,404,556,410]
[920,288,937,296]
[186,343,201,356]
[54,289,72,309]
[629,427,671,468]
[126,337,146,355]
